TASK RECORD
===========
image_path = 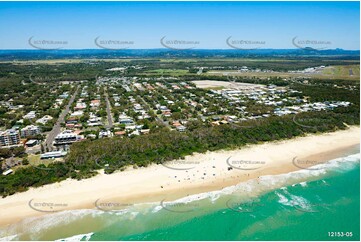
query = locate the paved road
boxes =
[139,96,170,128]
[45,86,79,151]
[104,88,113,129]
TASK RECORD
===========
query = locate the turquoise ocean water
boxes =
[1,152,359,241]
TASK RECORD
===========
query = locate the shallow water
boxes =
[1,152,359,241]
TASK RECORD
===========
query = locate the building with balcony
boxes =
[0,129,21,147]
[54,130,82,146]
[21,125,41,138]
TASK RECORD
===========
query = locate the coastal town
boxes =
[0,0,360,240]
[0,71,354,175]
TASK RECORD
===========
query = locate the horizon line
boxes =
[0,48,359,51]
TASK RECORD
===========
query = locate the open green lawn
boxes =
[9,155,56,172]
[28,154,56,166]
[322,65,360,79]
[203,64,360,81]
[144,69,189,76]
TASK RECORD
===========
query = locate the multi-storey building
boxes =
[20,125,41,138]
[54,130,82,145]
[0,129,21,147]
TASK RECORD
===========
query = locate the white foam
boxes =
[290,194,311,210]
[0,234,17,241]
[275,191,289,206]
[148,153,360,209]
[112,208,130,216]
[4,153,358,238]
[55,232,94,241]
[130,212,139,219]
[4,209,103,239]
[151,206,163,213]
[276,188,316,212]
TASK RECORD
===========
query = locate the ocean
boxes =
[1,152,359,241]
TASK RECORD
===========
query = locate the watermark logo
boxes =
[231,122,258,129]
[226,156,266,170]
[29,73,36,83]
[292,156,327,170]
[292,112,327,129]
[156,149,199,171]
[226,198,264,213]
[292,113,315,128]
[30,163,58,172]
[160,158,199,171]
[94,36,134,50]
[94,154,131,172]
[160,36,200,50]
[160,199,200,213]
[292,36,332,51]
[29,73,62,83]
[226,36,265,50]
[291,79,312,87]
[28,36,68,50]
[28,199,68,213]
[94,198,133,212]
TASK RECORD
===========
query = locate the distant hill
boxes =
[0,49,359,61]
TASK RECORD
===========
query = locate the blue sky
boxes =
[0,1,359,50]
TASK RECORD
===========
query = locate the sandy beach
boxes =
[0,126,359,228]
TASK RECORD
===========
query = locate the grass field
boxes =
[143,69,189,76]
[322,65,360,79]
[1,58,359,81]
[28,154,56,167]
[8,155,55,172]
[204,64,360,80]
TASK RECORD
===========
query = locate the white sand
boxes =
[0,126,359,227]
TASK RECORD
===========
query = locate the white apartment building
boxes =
[20,125,41,138]
[0,129,21,147]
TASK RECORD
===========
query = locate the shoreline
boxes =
[0,126,359,228]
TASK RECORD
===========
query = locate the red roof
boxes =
[115,131,126,135]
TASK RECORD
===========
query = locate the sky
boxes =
[0,1,359,50]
